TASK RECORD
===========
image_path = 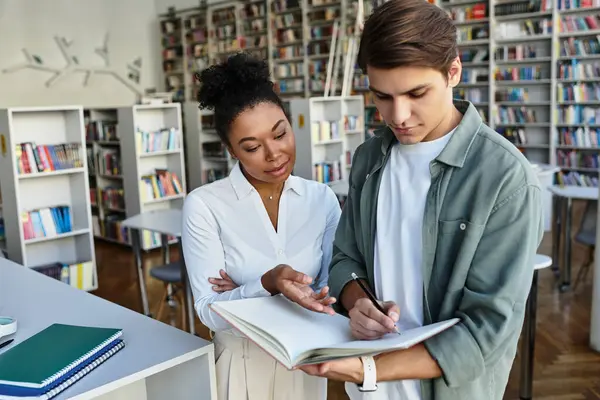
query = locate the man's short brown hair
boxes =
[357,0,458,77]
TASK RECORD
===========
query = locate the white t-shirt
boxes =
[347,129,454,400]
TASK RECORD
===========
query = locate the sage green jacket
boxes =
[328,100,544,400]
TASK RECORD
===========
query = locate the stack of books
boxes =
[0,323,124,399]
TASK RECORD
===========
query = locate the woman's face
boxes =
[227,102,296,185]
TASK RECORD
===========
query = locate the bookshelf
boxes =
[0,106,97,290]
[288,95,365,183]
[184,102,234,191]
[84,107,130,246]
[435,0,599,188]
[118,103,187,250]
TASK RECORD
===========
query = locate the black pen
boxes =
[0,339,14,350]
[351,273,401,335]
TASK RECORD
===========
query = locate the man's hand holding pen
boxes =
[349,298,400,340]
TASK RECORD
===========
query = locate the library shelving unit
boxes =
[271,0,307,97]
[184,102,234,191]
[436,0,599,188]
[554,0,600,187]
[160,13,186,102]
[209,2,243,64]
[0,106,97,291]
[84,107,130,246]
[240,0,270,61]
[288,95,365,183]
[118,103,187,250]
[184,7,210,103]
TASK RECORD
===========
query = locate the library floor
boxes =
[92,204,600,400]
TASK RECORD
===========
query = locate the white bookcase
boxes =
[118,103,187,250]
[0,106,97,290]
[183,101,234,191]
[288,95,365,183]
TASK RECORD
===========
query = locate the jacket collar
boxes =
[229,161,304,200]
[373,99,481,168]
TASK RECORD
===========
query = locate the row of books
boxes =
[139,170,184,202]
[494,66,545,82]
[99,187,125,211]
[21,206,73,241]
[557,149,598,169]
[92,214,130,245]
[135,128,181,153]
[86,119,118,142]
[559,14,600,34]
[556,104,600,124]
[557,82,600,102]
[311,120,341,143]
[496,88,530,102]
[96,148,121,176]
[556,170,598,187]
[495,0,551,15]
[32,260,95,291]
[558,0,600,10]
[557,126,600,147]
[16,142,83,175]
[557,60,600,80]
[493,106,539,125]
[314,161,342,184]
[560,36,600,57]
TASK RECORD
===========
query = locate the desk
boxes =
[121,209,196,336]
[548,185,598,292]
[0,258,217,400]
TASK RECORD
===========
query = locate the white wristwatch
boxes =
[0,317,17,342]
[358,356,377,392]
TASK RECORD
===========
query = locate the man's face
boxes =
[367,58,462,145]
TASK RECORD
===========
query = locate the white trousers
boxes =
[213,331,328,400]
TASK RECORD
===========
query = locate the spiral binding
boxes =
[41,331,122,387]
[43,340,125,400]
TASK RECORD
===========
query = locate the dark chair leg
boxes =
[520,270,538,400]
[573,247,594,291]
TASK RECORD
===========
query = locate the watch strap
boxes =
[358,356,377,392]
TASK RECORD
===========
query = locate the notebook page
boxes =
[212,295,355,362]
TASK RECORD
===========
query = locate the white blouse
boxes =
[181,162,342,333]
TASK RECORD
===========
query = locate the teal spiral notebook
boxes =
[0,323,122,389]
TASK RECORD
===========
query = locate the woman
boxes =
[181,52,341,400]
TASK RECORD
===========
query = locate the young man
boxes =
[299,0,544,399]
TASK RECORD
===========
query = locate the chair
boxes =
[150,261,186,331]
[573,200,597,290]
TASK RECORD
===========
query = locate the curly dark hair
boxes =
[195,52,290,145]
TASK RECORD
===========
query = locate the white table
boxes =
[121,209,196,336]
[548,185,598,292]
[519,254,552,400]
[0,258,217,400]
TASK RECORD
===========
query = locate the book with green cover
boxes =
[0,323,122,388]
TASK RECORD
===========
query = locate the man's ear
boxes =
[447,57,462,88]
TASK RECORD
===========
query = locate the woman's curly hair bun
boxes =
[196,52,273,110]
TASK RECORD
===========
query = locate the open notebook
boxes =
[209,295,459,370]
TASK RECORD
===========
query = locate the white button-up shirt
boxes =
[181,162,341,333]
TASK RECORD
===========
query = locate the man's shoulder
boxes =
[467,123,541,190]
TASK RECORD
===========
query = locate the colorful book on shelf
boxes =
[15,142,82,174]
[139,169,183,201]
[0,324,124,399]
[21,206,72,240]
[31,260,95,291]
